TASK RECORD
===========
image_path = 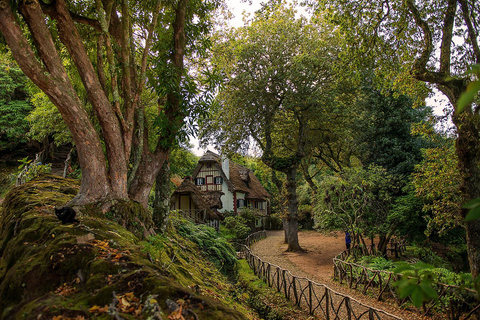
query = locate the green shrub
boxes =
[264,215,283,230]
[173,217,237,272]
[11,157,51,186]
[223,215,251,240]
[358,256,395,271]
[404,246,451,269]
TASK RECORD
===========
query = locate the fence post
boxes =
[267,264,271,286]
[309,280,313,315]
[277,266,280,291]
[292,276,299,306]
[283,270,288,298]
[325,288,330,320]
[345,296,352,320]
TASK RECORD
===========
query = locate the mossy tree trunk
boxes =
[153,159,171,232]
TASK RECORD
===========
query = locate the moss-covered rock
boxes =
[82,198,155,240]
[0,175,247,319]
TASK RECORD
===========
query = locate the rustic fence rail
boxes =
[243,231,402,320]
[334,248,480,319]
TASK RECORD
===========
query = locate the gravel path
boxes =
[250,230,429,320]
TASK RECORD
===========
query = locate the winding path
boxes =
[250,230,430,320]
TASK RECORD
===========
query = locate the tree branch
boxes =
[19,1,66,78]
[0,0,50,88]
[439,0,456,74]
[405,0,434,75]
[458,0,480,64]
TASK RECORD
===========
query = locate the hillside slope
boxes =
[0,174,247,319]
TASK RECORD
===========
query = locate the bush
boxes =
[173,217,237,272]
[357,256,395,271]
[404,246,451,269]
[11,157,51,186]
[223,215,251,240]
[264,215,283,230]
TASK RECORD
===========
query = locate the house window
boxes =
[195,177,205,185]
[214,176,223,185]
[255,201,264,210]
[237,199,247,208]
[206,175,213,185]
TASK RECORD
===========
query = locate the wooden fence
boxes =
[243,231,402,320]
[333,248,480,319]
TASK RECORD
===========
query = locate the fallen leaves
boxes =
[92,240,130,263]
[88,292,142,316]
[54,282,78,296]
[76,233,95,244]
[52,316,85,320]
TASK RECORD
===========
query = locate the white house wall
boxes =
[219,183,234,213]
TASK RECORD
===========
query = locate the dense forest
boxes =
[0,0,479,318]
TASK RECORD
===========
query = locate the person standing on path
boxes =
[345,231,351,250]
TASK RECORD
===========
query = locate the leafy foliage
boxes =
[26,92,72,146]
[357,256,395,271]
[0,54,33,151]
[223,215,251,241]
[353,80,432,180]
[314,165,395,244]
[412,134,462,235]
[173,217,237,272]
[12,157,52,186]
[394,262,439,308]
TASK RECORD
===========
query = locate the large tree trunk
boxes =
[128,151,168,208]
[153,159,171,232]
[0,0,113,204]
[453,111,480,278]
[285,167,302,251]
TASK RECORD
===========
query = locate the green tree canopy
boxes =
[313,0,480,278]
[201,2,348,251]
[0,53,33,152]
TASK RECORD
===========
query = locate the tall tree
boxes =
[201,2,344,251]
[353,81,432,181]
[0,0,219,208]
[315,0,480,277]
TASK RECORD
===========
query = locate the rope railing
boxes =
[333,248,480,319]
[242,232,402,320]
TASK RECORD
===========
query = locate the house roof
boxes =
[198,150,221,163]
[170,176,220,220]
[229,162,270,200]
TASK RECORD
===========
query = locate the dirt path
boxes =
[250,230,427,320]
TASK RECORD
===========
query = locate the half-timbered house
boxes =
[170,151,271,228]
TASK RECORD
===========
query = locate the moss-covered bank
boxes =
[0,174,246,319]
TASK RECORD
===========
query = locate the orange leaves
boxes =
[88,292,142,316]
[117,292,142,316]
[52,316,85,320]
[54,282,78,296]
[92,240,130,263]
